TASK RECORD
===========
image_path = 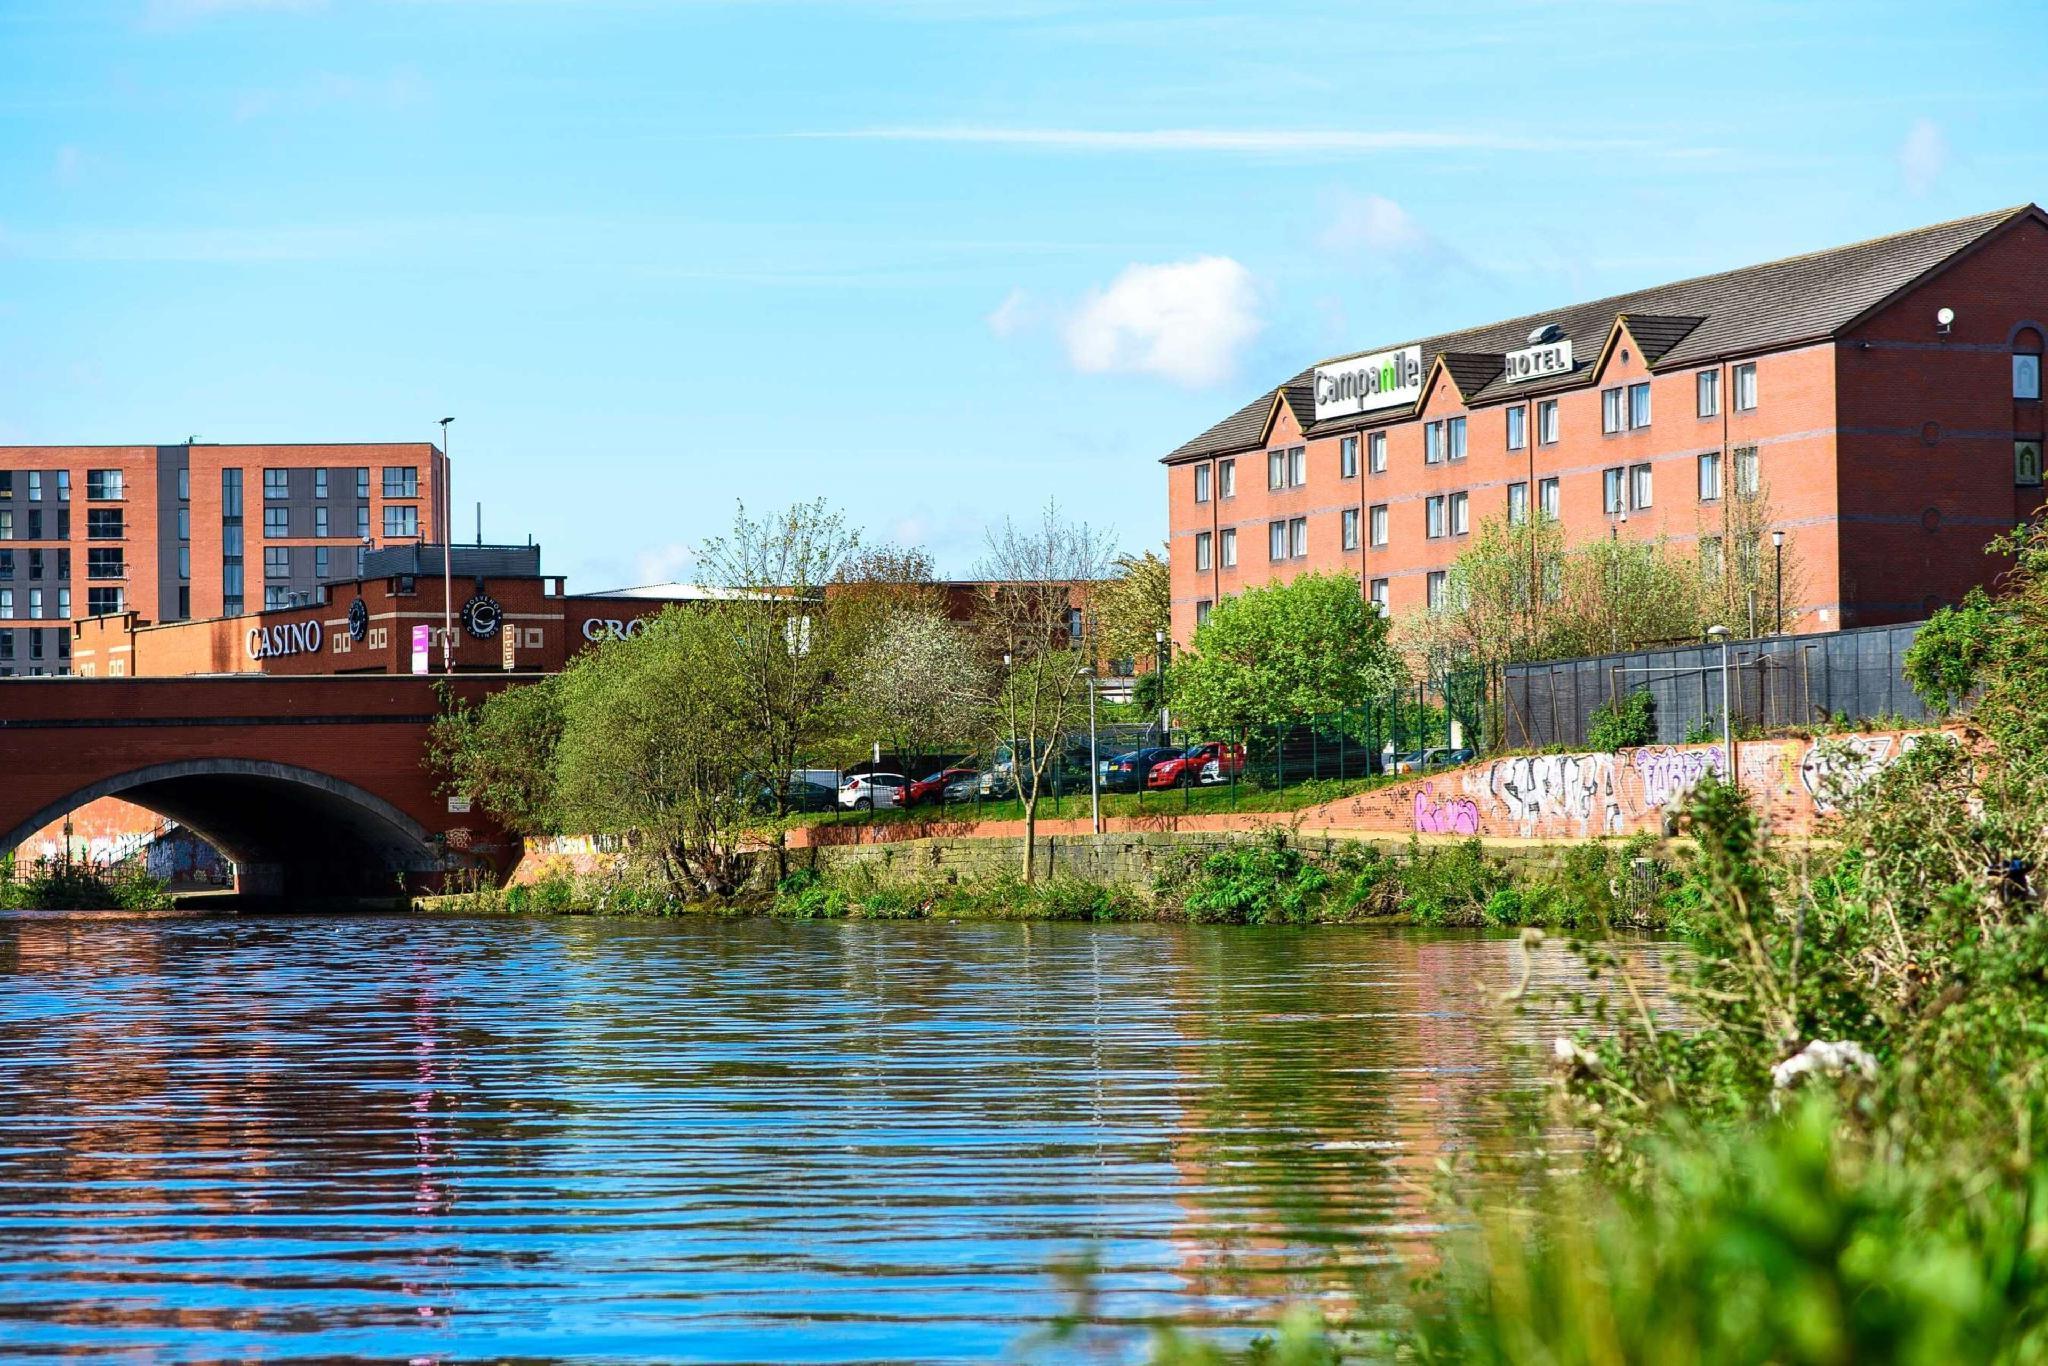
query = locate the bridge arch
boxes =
[3,759,445,899]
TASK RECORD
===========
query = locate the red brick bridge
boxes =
[1,676,523,897]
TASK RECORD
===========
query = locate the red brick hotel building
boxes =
[1163,205,2048,644]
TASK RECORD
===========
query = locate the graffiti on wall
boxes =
[1799,733,1929,814]
[1412,782,1480,836]
[1631,745,1727,810]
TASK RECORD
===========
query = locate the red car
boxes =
[904,767,980,807]
[1145,742,1247,789]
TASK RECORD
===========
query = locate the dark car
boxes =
[904,767,980,807]
[941,772,986,804]
[1099,746,1184,792]
[748,776,838,814]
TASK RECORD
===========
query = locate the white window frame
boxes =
[1194,464,1211,503]
[1369,579,1389,616]
[1603,467,1626,514]
[1538,399,1559,445]
[1505,406,1527,451]
[1218,458,1235,498]
[1628,381,1652,429]
[2016,353,2042,401]
[1341,507,1359,550]
[1288,516,1307,558]
[1539,477,1560,520]
[1426,570,1448,614]
[1340,435,1359,479]
[1424,421,1442,465]
[1630,462,1653,510]
[1733,444,1759,496]
[1220,527,1237,567]
[1446,416,1467,461]
[1269,450,1286,490]
[1450,490,1469,535]
[1698,451,1722,501]
[1368,431,1387,474]
[1507,481,1528,525]
[1268,520,1287,561]
[1426,495,1446,539]
[1287,447,1305,488]
[1602,387,1625,434]
[1369,504,1388,547]
[1194,531,1212,571]
[1734,362,1758,411]
[1697,369,1720,417]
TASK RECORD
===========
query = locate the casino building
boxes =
[0,441,448,676]
[1162,204,2048,644]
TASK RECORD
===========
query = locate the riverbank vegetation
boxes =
[1085,524,2048,1362]
[1,848,172,911]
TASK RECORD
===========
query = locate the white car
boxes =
[838,772,907,811]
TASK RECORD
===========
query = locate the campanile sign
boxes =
[1313,345,1424,421]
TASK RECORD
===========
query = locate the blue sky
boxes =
[2,1,2044,590]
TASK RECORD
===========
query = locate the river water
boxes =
[0,913,1678,1362]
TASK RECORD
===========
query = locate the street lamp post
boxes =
[1708,625,1733,779]
[1079,666,1101,835]
[437,417,454,674]
[1772,529,1785,635]
[1154,627,1170,740]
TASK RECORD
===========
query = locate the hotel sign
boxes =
[1504,338,1574,383]
[1314,345,1423,421]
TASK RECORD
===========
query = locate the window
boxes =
[26,473,41,502]
[1698,451,1723,501]
[1450,490,1469,535]
[1424,421,1443,465]
[178,546,189,580]
[264,468,290,500]
[1603,467,1626,514]
[1369,504,1388,547]
[87,587,120,617]
[1341,507,1359,550]
[2018,440,2044,488]
[86,548,122,578]
[265,586,291,611]
[1220,528,1237,567]
[222,523,243,556]
[54,510,67,539]
[1368,431,1387,473]
[1369,578,1389,616]
[1195,600,1213,627]
[28,629,41,660]
[0,511,10,540]
[0,551,10,576]
[85,469,123,500]
[1538,399,1559,444]
[1289,517,1307,558]
[1446,416,1467,460]
[1603,387,1626,433]
[1288,447,1305,487]
[314,506,329,537]
[176,507,189,541]
[1697,369,1720,417]
[0,629,9,658]
[28,589,42,620]
[86,509,122,539]
[175,468,186,501]
[357,506,370,538]
[1733,444,1759,496]
[55,549,66,580]
[0,473,12,501]
[1630,462,1653,510]
[1340,435,1359,478]
[1194,464,1211,503]
[1218,458,1236,498]
[1700,535,1725,580]
[264,506,290,537]
[1506,406,1527,451]
[1269,520,1287,560]
[1734,362,1758,411]
[1426,495,1447,539]
[356,467,370,499]
[1194,532,1212,571]
[25,511,39,541]
[1542,556,1563,601]
[0,591,10,618]
[384,505,420,538]
[56,471,69,503]
[177,587,189,619]
[1507,481,1529,525]
[2014,352,2044,405]
[383,466,420,498]
[1426,570,1448,613]
[265,546,291,580]
[221,468,243,517]
[315,546,331,580]
[222,562,243,617]
[1629,381,1652,429]
[314,468,329,499]
[28,551,41,581]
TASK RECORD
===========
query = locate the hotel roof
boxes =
[1164,203,2041,462]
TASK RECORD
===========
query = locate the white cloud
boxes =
[1899,118,1947,197]
[1317,193,1427,254]
[632,542,698,586]
[1063,256,1261,389]
[801,126,1672,156]
[985,286,1031,338]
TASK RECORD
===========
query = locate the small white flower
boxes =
[1771,1039,1879,1091]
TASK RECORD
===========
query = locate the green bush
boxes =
[0,853,172,911]
[1178,832,1333,925]
[1399,838,1504,925]
[1586,689,1656,751]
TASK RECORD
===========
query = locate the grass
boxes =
[775,772,1402,832]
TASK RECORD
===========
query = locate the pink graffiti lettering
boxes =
[1414,782,1481,836]
[1631,745,1726,809]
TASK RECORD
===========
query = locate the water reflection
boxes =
[0,914,1676,1362]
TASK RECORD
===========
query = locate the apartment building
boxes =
[1162,205,2048,644]
[0,442,447,675]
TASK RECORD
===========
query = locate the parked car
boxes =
[1099,746,1184,792]
[1390,747,1475,775]
[749,776,838,814]
[941,771,987,804]
[838,772,908,811]
[904,767,980,807]
[1146,741,1248,789]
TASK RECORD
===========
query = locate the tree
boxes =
[427,676,565,836]
[972,504,1116,883]
[694,500,864,870]
[1696,478,1809,639]
[1092,548,1171,675]
[550,606,758,899]
[1169,572,1409,741]
[846,608,988,775]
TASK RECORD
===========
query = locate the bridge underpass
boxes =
[0,676,524,898]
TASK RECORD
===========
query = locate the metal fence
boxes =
[1499,620,1931,750]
